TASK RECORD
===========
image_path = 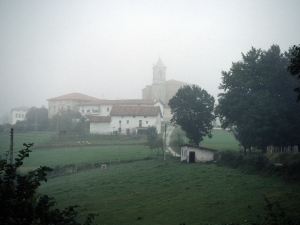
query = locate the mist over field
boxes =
[1,0,300,120]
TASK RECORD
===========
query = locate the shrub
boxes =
[0,143,97,225]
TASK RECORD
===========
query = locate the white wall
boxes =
[181,146,215,162]
[10,109,28,124]
[90,114,161,134]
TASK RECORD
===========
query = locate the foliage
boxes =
[216,45,300,153]
[13,107,49,132]
[169,85,215,145]
[0,143,96,225]
[146,126,164,158]
[287,44,300,101]
[49,111,86,134]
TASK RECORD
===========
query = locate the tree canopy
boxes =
[168,85,215,146]
[216,45,300,153]
[287,44,300,101]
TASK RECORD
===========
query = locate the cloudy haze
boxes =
[1,0,299,120]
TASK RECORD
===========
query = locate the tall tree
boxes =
[287,44,300,101]
[216,45,300,153]
[169,85,215,146]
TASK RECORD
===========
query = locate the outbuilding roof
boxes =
[110,106,162,117]
[179,144,218,152]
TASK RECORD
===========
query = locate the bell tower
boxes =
[152,57,166,84]
[151,58,167,104]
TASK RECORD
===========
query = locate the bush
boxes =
[0,143,97,225]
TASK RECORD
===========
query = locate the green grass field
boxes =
[39,158,300,225]
[2,130,300,224]
[22,145,152,168]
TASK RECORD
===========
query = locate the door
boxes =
[189,151,195,163]
[126,129,130,135]
[139,120,142,127]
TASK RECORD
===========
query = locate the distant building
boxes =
[142,58,193,121]
[89,105,162,135]
[78,99,164,118]
[47,93,100,118]
[10,106,29,124]
[180,144,217,163]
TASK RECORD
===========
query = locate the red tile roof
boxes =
[47,93,100,101]
[89,116,111,122]
[79,99,164,106]
[166,79,189,86]
[110,106,162,117]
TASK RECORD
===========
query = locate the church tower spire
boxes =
[152,57,167,84]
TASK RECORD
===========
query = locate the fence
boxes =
[47,157,152,177]
[266,145,298,153]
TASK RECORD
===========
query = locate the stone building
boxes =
[47,93,99,118]
[142,58,192,121]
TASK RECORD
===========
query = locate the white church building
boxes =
[142,58,193,122]
[89,105,162,135]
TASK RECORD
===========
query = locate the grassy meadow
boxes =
[39,158,300,225]
[1,130,299,224]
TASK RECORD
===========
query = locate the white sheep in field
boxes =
[101,164,107,170]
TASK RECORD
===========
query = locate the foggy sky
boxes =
[1,0,299,120]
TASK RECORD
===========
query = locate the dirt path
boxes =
[165,125,180,157]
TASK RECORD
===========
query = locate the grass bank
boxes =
[39,157,300,225]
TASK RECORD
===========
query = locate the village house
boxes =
[78,99,164,118]
[89,105,162,135]
[10,106,29,124]
[180,144,217,163]
[47,93,100,118]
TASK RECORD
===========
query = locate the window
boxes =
[119,120,121,123]
[144,116,147,118]
[15,114,18,118]
[133,116,135,118]
[127,120,129,124]
[107,108,109,112]
[146,121,148,124]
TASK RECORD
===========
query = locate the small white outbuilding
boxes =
[179,144,217,163]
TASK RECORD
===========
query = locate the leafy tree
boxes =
[146,126,164,158]
[287,44,300,101]
[49,111,85,134]
[168,85,215,146]
[0,143,96,224]
[216,45,300,153]
[13,107,49,132]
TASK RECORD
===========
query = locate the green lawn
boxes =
[22,145,152,168]
[201,129,240,151]
[171,128,240,152]
[39,158,300,225]
[0,131,56,155]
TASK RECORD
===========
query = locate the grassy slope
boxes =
[201,129,240,151]
[39,158,300,225]
[0,131,56,155]
[22,145,152,168]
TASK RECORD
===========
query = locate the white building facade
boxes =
[89,105,162,135]
[10,106,29,124]
[180,144,217,163]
